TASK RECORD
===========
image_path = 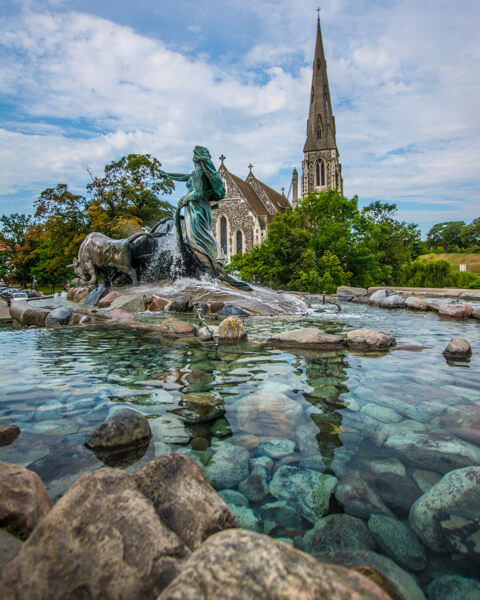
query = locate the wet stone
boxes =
[439,405,480,446]
[335,471,394,519]
[427,575,480,600]
[411,469,442,493]
[442,337,472,361]
[45,307,72,327]
[227,504,262,532]
[361,403,403,423]
[368,514,427,572]
[0,424,21,446]
[218,489,249,507]
[149,414,192,445]
[205,443,249,490]
[257,438,296,458]
[375,472,423,515]
[303,514,377,554]
[171,393,224,425]
[209,417,232,438]
[86,408,151,450]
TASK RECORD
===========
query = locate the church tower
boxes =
[301,13,343,199]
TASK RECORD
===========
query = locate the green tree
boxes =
[401,258,462,287]
[426,221,465,252]
[460,218,480,249]
[86,154,175,236]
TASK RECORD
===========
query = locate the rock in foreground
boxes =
[346,329,396,352]
[86,408,151,450]
[158,529,392,600]
[0,461,52,538]
[442,337,472,360]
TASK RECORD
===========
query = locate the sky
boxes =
[1,0,479,235]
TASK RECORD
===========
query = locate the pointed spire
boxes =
[304,11,336,153]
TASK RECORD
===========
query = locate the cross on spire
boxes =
[219,154,226,165]
[248,163,253,173]
[317,7,321,20]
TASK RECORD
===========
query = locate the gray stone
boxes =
[171,393,224,425]
[258,500,304,529]
[409,466,480,559]
[346,329,396,351]
[238,471,269,502]
[218,489,249,507]
[209,417,232,438]
[304,514,376,554]
[378,295,406,309]
[216,304,250,317]
[375,472,423,515]
[269,465,337,523]
[205,443,249,490]
[368,514,426,572]
[268,327,346,350]
[149,414,192,445]
[335,471,394,519]
[384,431,480,473]
[316,550,426,600]
[367,458,406,477]
[0,461,52,539]
[109,293,146,313]
[157,530,392,600]
[227,504,262,532]
[427,575,480,600]
[257,438,296,458]
[197,325,218,341]
[405,297,434,311]
[337,286,368,297]
[44,307,72,327]
[443,337,472,360]
[0,468,190,599]
[438,303,473,319]
[217,316,247,342]
[369,289,388,304]
[86,408,151,450]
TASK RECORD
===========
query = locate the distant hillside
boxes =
[419,253,480,273]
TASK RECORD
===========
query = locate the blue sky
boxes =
[1,0,479,234]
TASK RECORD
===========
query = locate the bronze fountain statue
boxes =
[69,146,252,291]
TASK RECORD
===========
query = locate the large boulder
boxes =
[133,454,237,551]
[268,327,346,350]
[378,295,406,309]
[217,316,248,342]
[159,318,196,338]
[438,302,473,319]
[86,408,151,450]
[0,528,22,566]
[409,466,480,560]
[369,290,388,304]
[427,575,480,600]
[0,468,189,600]
[346,329,396,352]
[145,295,170,312]
[45,307,72,327]
[216,304,250,317]
[158,529,392,600]
[337,286,368,297]
[172,393,224,425]
[236,392,303,438]
[440,405,480,446]
[98,290,119,308]
[405,297,434,311]
[442,337,472,360]
[0,461,52,538]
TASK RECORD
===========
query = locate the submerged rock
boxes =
[268,327,346,350]
[157,529,392,600]
[346,329,396,352]
[440,405,480,446]
[257,438,296,458]
[335,470,394,519]
[368,514,426,572]
[86,408,151,450]
[236,392,303,438]
[159,318,196,338]
[442,337,472,360]
[205,443,249,490]
[149,414,192,445]
[0,461,52,538]
[172,393,224,425]
[269,465,337,523]
[409,466,480,560]
[303,514,376,554]
[427,575,480,600]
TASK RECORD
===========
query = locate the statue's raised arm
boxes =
[160,170,190,183]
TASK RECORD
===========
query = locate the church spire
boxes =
[301,12,343,198]
[304,12,336,153]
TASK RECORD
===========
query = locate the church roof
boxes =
[225,170,269,216]
[256,179,290,211]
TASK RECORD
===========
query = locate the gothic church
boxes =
[212,15,342,260]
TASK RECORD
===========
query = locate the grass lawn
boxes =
[419,253,480,273]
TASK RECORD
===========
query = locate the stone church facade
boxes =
[211,15,342,259]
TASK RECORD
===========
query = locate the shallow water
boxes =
[1,301,479,590]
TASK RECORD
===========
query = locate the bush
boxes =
[460,271,480,289]
[401,258,462,288]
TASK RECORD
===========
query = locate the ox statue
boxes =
[69,231,156,286]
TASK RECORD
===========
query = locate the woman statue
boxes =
[159,146,225,276]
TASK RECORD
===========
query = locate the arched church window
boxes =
[315,161,326,187]
[220,216,227,255]
[316,128,322,139]
[236,230,243,255]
